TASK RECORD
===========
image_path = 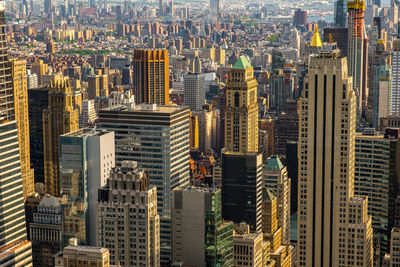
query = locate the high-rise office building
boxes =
[99,103,190,264]
[184,73,206,111]
[192,107,221,153]
[97,161,160,266]
[28,86,48,183]
[355,129,400,265]
[0,241,33,266]
[28,195,63,267]
[222,152,263,233]
[262,189,291,267]
[392,40,400,115]
[371,41,392,128]
[210,0,219,20]
[132,49,169,105]
[60,128,115,246]
[11,59,34,199]
[172,186,233,266]
[79,99,98,128]
[293,9,307,26]
[233,223,272,267]
[263,156,291,245]
[224,56,258,153]
[0,6,28,246]
[334,0,347,27]
[347,0,365,119]
[297,47,373,266]
[323,27,348,57]
[43,76,79,196]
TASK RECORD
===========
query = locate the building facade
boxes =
[29,195,63,267]
[172,186,233,266]
[184,73,206,111]
[224,56,258,153]
[347,0,365,118]
[60,128,115,246]
[99,103,190,264]
[263,156,291,245]
[97,161,160,266]
[132,49,169,105]
[54,239,110,267]
[11,59,35,199]
[43,76,79,196]
[0,241,33,266]
[28,86,48,183]
[222,152,263,233]
[297,47,373,266]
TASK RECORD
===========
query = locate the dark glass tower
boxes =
[334,0,348,28]
[221,152,263,233]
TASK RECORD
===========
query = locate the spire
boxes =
[310,25,322,47]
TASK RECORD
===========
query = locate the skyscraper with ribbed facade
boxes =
[347,0,365,120]
[132,49,169,106]
[297,46,373,266]
[11,59,34,199]
[0,3,29,247]
[43,76,79,196]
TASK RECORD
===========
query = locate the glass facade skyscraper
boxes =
[99,103,190,264]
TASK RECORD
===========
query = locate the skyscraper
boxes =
[11,59,34,199]
[210,0,219,20]
[392,40,400,115]
[43,76,79,196]
[99,103,190,264]
[132,49,169,105]
[28,86,48,183]
[28,195,63,267]
[184,73,206,111]
[263,156,291,245]
[297,46,373,266]
[0,4,29,247]
[354,129,398,265]
[60,128,115,246]
[97,161,160,266]
[172,186,233,266]
[262,188,292,266]
[224,56,258,153]
[222,152,263,233]
[347,0,365,119]
[334,0,348,27]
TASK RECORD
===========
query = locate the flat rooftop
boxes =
[102,103,186,114]
[61,127,112,138]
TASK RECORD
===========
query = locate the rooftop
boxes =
[310,25,322,47]
[102,103,186,114]
[61,127,112,138]
[232,55,252,70]
[265,155,284,170]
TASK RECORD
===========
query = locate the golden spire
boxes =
[310,25,322,47]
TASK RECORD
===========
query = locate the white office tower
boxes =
[27,69,38,89]
[97,161,160,266]
[79,100,98,128]
[184,73,206,111]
